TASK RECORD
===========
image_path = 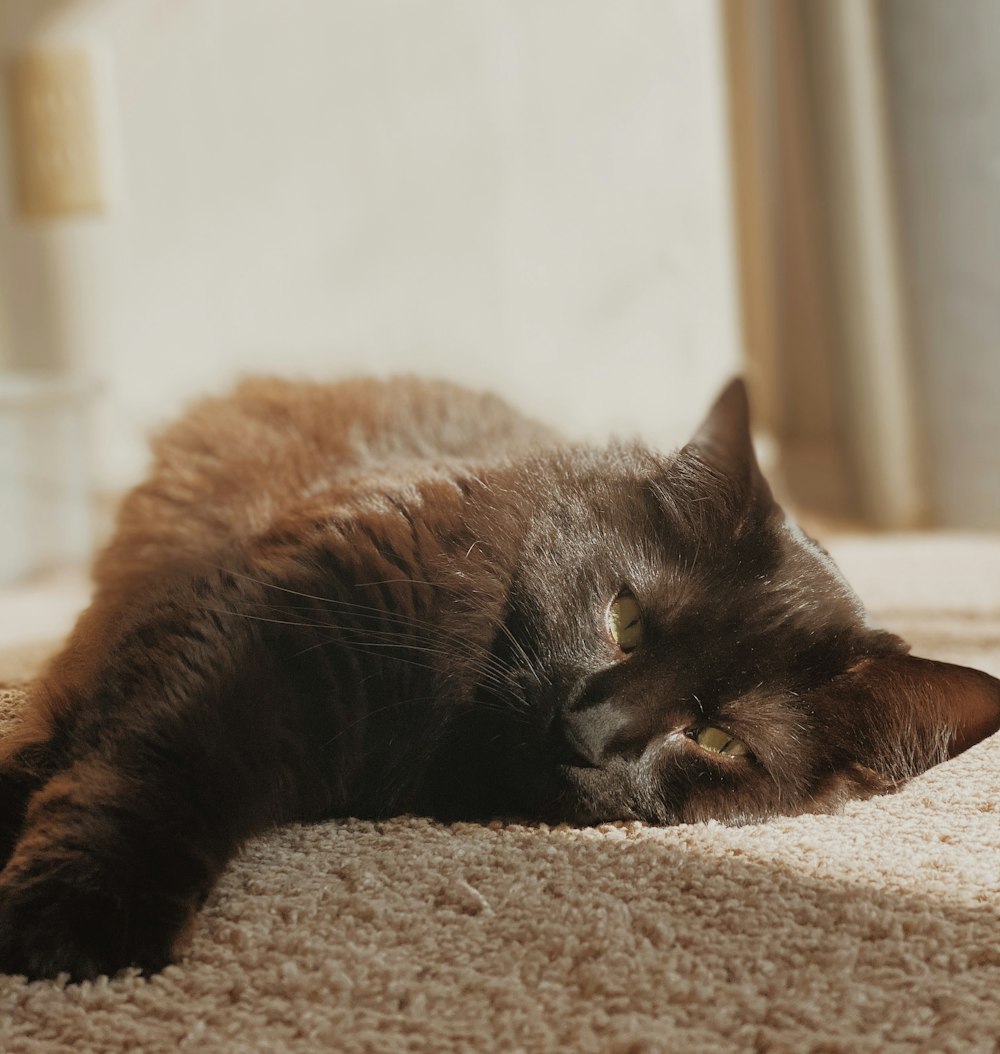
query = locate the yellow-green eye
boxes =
[694,727,749,757]
[608,593,644,652]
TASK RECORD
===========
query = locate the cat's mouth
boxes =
[529,717,758,826]
[509,721,657,825]
[539,761,656,825]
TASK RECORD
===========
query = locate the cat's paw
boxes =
[0,866,182,982]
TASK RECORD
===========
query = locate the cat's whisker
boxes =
[249,599,529,706]
[261,590,437,632]
[231,583,478,647]
[316,697,432,752]
[211,565,450,632]
[200,607,330,632]
[491,618,546,689]
[215,603,497,687]
[318,688,521,755]
[294,634,519,704]
[214,567,539,703]
[335,623,523,689]
[354,576,457,592]
[206,563,334,604]
[312,639,443,678]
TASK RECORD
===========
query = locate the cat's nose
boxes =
[551,713,602,767]
[551,706,628,768]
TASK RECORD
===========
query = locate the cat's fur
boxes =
[0,376,997,981]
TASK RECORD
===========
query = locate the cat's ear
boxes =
[686,378,772,503]
[829,652,1000,776]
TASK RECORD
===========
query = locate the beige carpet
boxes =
[0,535,998,1054]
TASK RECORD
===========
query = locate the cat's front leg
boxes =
[0,755,216,980]
[0,717,327,980]
[0,569,333,981]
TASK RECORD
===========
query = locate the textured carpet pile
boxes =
[0,535,998,1053]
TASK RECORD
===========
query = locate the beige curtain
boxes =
[723,0,924,528]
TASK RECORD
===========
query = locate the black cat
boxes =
[1,376,996,980]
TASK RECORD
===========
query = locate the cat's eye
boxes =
[693,727,749,757]
[607,592,644,652]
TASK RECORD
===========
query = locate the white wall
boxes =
[1,0,741,497]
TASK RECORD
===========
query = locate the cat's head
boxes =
[492,380,1000,825]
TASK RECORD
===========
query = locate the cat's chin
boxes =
[510,762,664,827]
[517,761,885,829]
